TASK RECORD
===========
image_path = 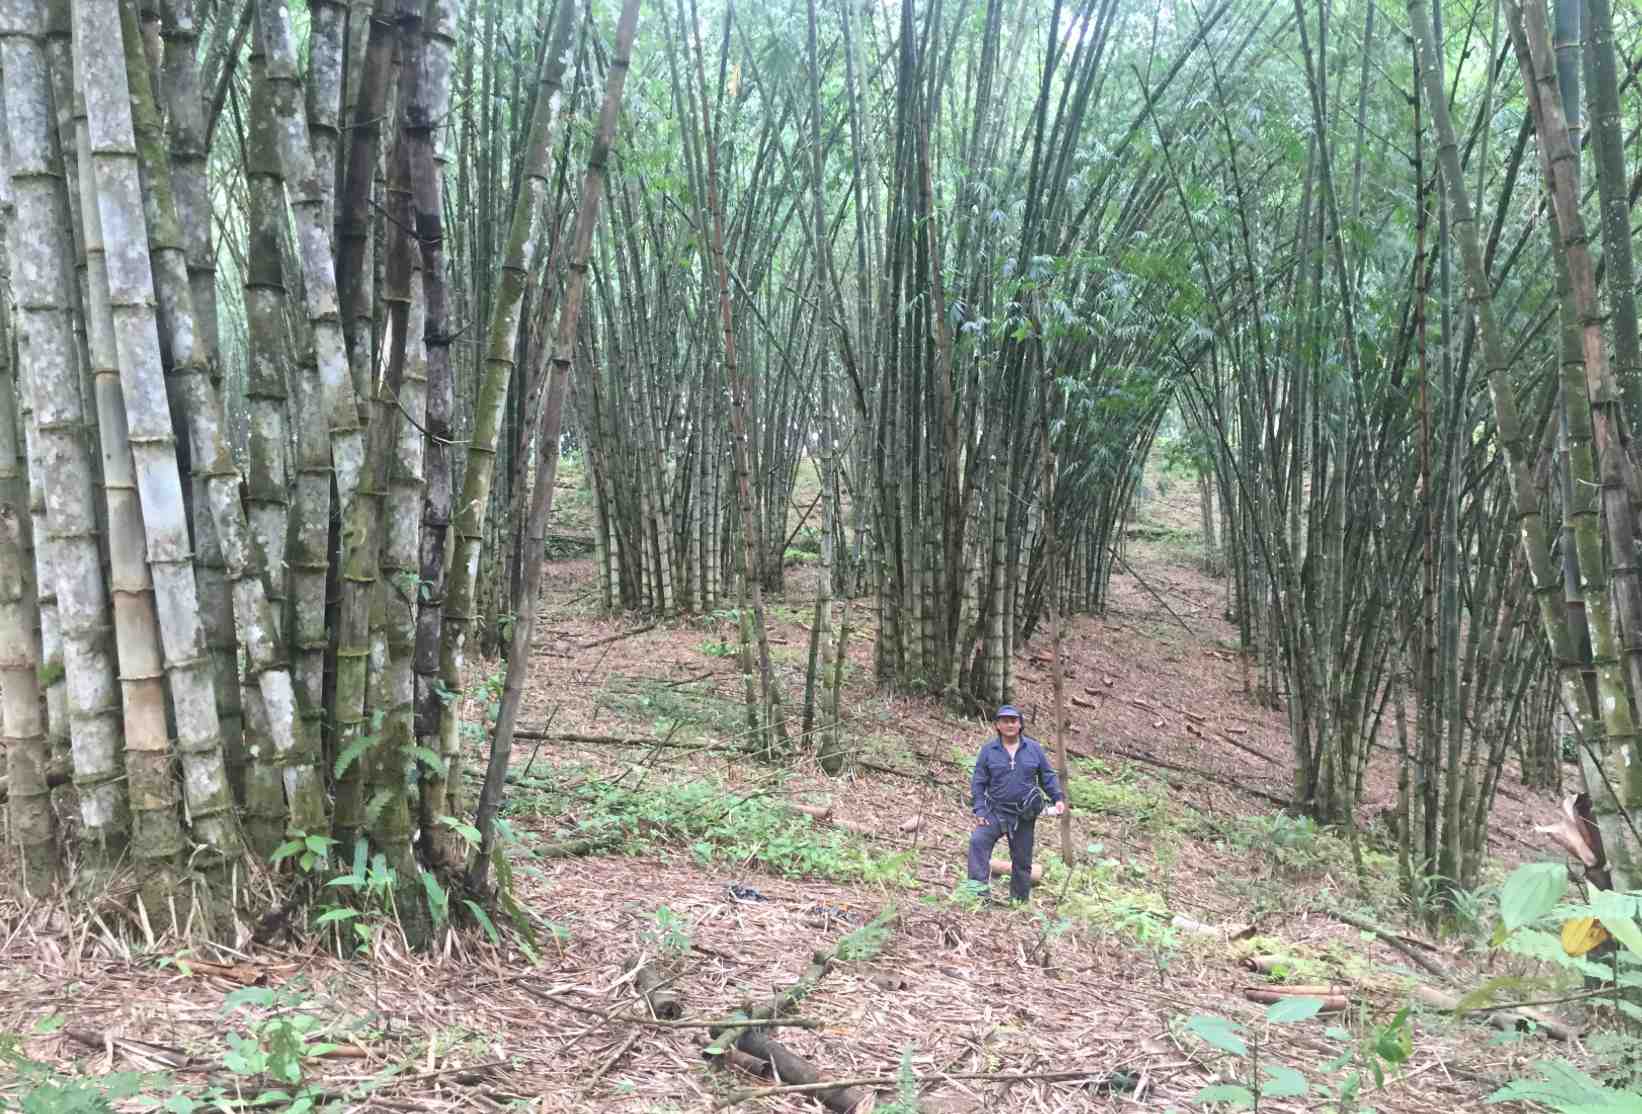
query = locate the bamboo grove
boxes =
[0,0,1640,930]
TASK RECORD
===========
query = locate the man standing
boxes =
[967,705,1065,903]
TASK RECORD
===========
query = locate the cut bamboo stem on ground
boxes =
[627,956,681,1020]
[1411,984,1579,1042]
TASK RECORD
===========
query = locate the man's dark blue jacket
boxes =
[971,734,1063,827]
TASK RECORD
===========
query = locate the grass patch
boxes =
[1069,759,1174,828]
[503,766,916,886]
[595,678,747,742]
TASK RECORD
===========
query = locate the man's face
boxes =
[996,715,1022,741]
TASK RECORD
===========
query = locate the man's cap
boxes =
[995,705,1023,720]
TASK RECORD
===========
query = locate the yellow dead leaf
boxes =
[1561,916,1609,956]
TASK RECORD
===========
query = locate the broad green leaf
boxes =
[1260,1063,1309,1098]
[1194,1083,1255,1107]
[464,900,501,945]
[1588,890,1642,956]
[1265,996,1325,1023]
[1498,863,1567,932]
[222,985,276,1012]
[1487,1058,1640,1111]
[1186,1014,1248,1057]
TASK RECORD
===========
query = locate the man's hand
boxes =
[973,813,990,829]
[1048,800,1066,816]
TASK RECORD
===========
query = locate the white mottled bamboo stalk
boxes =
[0,236,58,892]
[241,23,295,851]
[116,0,329,842]
[74,0,240,859]
[252,0,364,511]
[0,0,127,864]
[249,25,328,816]
[71,46,184,874]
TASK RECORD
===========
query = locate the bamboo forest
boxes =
[3,0,1642,1109]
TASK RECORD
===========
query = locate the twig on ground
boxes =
[1321,907,1451,982]
[516,983,820,1031]
[712,1066,1115,1109]
[580,622,658,651]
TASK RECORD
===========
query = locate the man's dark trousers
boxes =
[967,815,1035,902]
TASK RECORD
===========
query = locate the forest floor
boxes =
[0,464,1610,1113]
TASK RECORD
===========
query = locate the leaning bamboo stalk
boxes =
[1407,0,1599,761]
[436,0,577,810]
[74,0,246,860]
[1,2,128,867]
[0,267,57,892]
[468,0,642,892]
[1496,0,1641,885]
[251,0,364,512]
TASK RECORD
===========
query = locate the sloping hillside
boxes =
[0,470,1595,1114]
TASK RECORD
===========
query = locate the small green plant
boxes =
[874,1047,921,1114]
[698,638,738,658]
[313,839,399,956]
[1470,861,1642,1110]
[272,830,338,874]
[642,905,692,957]
[2,1015,157,1114]
[1183,995,1408,1110]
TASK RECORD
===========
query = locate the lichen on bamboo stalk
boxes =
[75,0,243,862]
[0,275,58,892]
[71,38,185,891]
[252,0,364,512]
[1,0,128,870]
[412,0,461,827]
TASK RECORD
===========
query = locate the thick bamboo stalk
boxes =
[409,0,460,836]
[240,27,294,848]
[72,24,185,883]
[369,124,428,916]
[0,268,57,892]
[1506,0,1642,884]
[75,0,244,860]
[1,0,128,866]
[251,0,364,511]
[124,0,330,842]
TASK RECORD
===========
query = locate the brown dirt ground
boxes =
[0,473,1599,1113]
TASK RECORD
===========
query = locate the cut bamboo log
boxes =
[538,833,622,859]
[1243,988,1348,1012]
[734,1029,873,1114]
[627,957,681,1020]
[989,859,1043,881]
[705,906,897,1060]
[897,814,923,833]
[1242,954,1294,974]
[1412,984,1579,1042]
[789,802,834,821]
